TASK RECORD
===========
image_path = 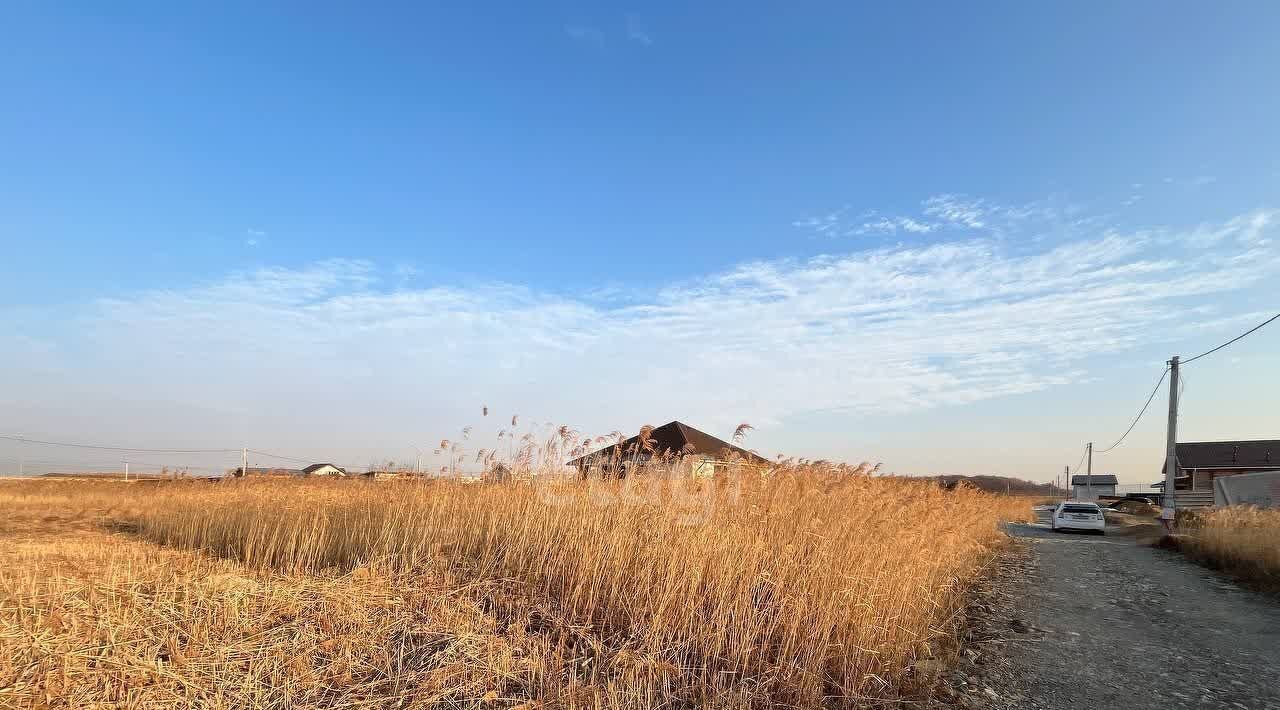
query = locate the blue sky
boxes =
[2,2,1278,480]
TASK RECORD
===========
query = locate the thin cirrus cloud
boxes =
[921,194,988,229]
[795,194,1014,238]
[3,199,1277,445]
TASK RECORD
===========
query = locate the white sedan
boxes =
[1051,501,1106,534]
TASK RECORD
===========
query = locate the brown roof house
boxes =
[567,420,769,478]
[1158,440,1280,491]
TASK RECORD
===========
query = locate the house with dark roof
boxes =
[1070,474,1117,500]
[234,463,347,478]
[567,420,769,477]
[1157,440,1280,491]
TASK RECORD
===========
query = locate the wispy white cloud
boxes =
[1156,175,1217,188]
[854,216,938,235]
[1185,209,1276,247]
[565,24,605,47]
[795,193,1066,239]
[922,194,987,229]
[792,207,851,237]
[4,206,1276,452]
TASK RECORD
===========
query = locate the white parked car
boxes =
[1051,501,1106,534]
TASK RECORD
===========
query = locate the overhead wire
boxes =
[0,433,236,454]
[1093,367,1170,454]
[244,449,314,465]
[1070,445,1088,474]
[1081,310,1275,462]
[1182,311,1280,364]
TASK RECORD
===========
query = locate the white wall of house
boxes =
[690,456,717,478]
[306,464,345,477]
[1072,484,1115,500]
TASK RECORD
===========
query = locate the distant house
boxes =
[567,420,769,477]
[236,467,303,477]
[235,463,346,478]
[1071,474,1117,501]
[301,463,346,477]
[1157,440,1280,491]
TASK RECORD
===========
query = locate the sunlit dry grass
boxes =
[1176,506,1280,590]
[1,466,1031,708]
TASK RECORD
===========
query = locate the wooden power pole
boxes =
[1086,442,1093,495]
[1162,356,1181,528]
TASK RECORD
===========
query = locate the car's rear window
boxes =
[1062,505,1100,514]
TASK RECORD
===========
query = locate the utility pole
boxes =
[1086,442,1093,497]
[17,433,23,478]
[241,448,248,477]
[124,459,129,482]
[1064,465,1070,499]
[1162,355,1181,529]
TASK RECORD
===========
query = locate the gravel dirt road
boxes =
[964,522,1280,710]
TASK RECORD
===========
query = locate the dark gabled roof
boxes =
[1168,440,1280,473]
[301,463,346,475]
[1071,474,1118,486]
[567,420,769,468]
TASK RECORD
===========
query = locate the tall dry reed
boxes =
[120,465,1029,706]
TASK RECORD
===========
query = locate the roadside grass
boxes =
[1,468,1032,708]
[1165,506,1280,593]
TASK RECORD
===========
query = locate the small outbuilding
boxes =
[1071,474,1117,501]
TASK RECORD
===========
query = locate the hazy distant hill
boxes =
[930,475,1056,496]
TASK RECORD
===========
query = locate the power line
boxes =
[245,449,313,465]
[1182,311,1280,364]
[1070,445,1088,474]
[0,434,236,454]
[0,459,228,472]
[1082,311,1276,462]
[1094,367,1170,454]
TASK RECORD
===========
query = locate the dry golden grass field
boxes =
[1171,506,1280,592]
[0,467,1031,709]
